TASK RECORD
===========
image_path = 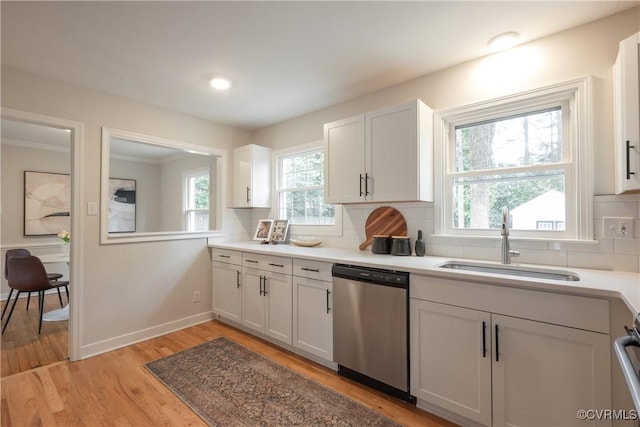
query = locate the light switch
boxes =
[87,202,98,216]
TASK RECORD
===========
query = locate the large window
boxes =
[278,148,334,225]
[184,168,209,231]
[437,78,593,240]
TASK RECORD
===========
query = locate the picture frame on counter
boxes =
[271,219,289,242]
[254,219,274,241]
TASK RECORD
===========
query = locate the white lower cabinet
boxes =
[242,254,293,345]
[411,296,611,427]
[292,259,333,361]
[211,249,242,323]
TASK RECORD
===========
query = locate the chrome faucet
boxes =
[501,207,520,264]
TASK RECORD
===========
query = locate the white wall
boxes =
[110,157,162,233]
[1,66,252,356]
[251,7,640,273]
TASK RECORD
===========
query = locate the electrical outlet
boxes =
[193,291,201,303]
[603,217,634,238]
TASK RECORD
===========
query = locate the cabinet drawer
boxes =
[242,253,292,275]
[293,259,332,282]
[211,249,242,265]
[411,274,609,334]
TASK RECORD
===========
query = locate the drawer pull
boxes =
[269,263,284,268]
[301,267,320,273]
[236,270,241,288]
[218,254,231,259]
[263,277,268,295]
[259,276,264,295]
[246,259,258,264]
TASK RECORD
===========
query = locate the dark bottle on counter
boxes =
[415,230,425,257]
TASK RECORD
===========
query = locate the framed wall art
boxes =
[253,219,274,241]
[24,171,70,236]
[271,219,289,242]
[108,178,136,232]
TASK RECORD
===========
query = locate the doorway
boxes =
[0,110,82,376]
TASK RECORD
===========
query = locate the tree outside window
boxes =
[278,149,334,225]
[184,169,209,231]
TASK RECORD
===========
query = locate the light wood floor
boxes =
[1,294,68,377]
[1,319,457,426]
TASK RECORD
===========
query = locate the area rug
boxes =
[145,337,400,426]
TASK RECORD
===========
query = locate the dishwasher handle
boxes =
[614,335,640,412]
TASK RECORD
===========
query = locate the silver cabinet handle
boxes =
[259,276,264,295]
[246,186,250,203]
[263,277,268,295]
[359,174,364,197]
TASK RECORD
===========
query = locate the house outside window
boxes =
[435,77,593,240]
[273,142,342,236]
[184,168,209,231]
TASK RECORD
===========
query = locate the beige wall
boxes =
[1,143,71,244]
[252,8,640,196]
[1,66,251,356]
[250,8,640,273]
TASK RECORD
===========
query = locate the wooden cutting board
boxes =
[359,207,408,250]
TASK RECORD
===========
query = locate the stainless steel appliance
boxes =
[332,264,414,402]
[615,313,640,413]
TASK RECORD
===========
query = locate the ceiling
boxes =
[2,1,638,131]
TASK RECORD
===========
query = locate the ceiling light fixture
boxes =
[209,77,231,91]
[488,31,520,52]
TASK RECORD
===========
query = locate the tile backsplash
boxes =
[219,194,639,273]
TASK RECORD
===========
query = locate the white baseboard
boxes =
[79,311,213,359]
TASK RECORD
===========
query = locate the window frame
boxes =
[434,77,593,241]
[182,167,210,232]
[272,141,343,237]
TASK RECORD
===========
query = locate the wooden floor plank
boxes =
[1,320,457,426]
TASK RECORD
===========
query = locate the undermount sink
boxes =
[438,261,580,282]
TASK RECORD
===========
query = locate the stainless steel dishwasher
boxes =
[332,263,414,403]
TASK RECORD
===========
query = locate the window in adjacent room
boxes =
[184,168,210,232]
[436,77,593,240]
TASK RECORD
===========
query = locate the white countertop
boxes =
[209,241,640,316]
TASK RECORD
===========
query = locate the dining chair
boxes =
[2,255,70,334]
[3,249,66,315]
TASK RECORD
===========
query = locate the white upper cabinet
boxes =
[232,144,271,208]
[614,32,640,194]
[324,99,433,204]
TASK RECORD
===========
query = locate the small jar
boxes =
[390,236,411,256]
[371,235,391,254]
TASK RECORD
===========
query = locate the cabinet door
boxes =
[614,32,640,194]
[492,314,611,427]
[292,277,332,361]
[264,272,292,345]
[242,267,265,333]
[211,261,242,323]
[410,299,492,426]
[324,115,366,203]
[233,146,252,207]
[366,101,420,202]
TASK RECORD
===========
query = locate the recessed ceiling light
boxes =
[209,77,231,91]
[488,32,520,52]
